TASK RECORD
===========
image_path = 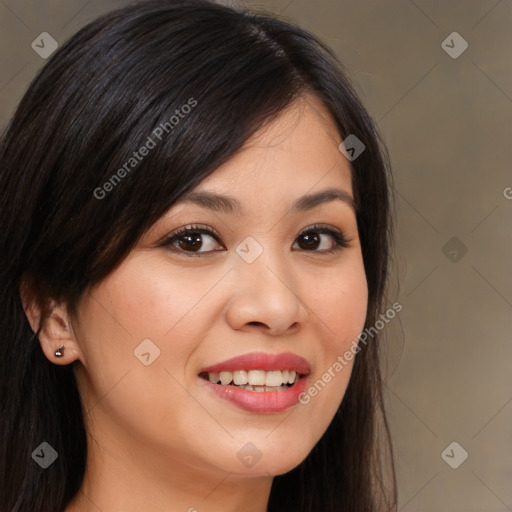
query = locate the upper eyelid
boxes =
[159,224,222,244]
[164,223,344,237]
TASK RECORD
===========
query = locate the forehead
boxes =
[193,93,353,203]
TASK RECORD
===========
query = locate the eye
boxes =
[158,223,351,257]
[159,224,224,255]
[292,224,351,253]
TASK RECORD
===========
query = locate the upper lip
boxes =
[200,352,311,375]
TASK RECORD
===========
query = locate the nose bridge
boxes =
[226,235,307,334]
[234,234,292,293]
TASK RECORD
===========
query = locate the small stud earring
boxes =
[54,345,64,358]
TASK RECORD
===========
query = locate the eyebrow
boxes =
[177,187,357,214]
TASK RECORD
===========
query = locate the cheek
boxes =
[296,255,368,434]
[73,267,217,455]
[94,257,212,339]
[80,252,228,360]
[307,254,368,353]
[73,253,228,417]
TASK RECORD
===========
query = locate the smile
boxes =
[201,369,299,391]
[198,352,310,413]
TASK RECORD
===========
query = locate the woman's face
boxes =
[71,93,368,480]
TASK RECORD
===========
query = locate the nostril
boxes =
[247,321,265,327]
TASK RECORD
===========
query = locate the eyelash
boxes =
[158,223,351,257]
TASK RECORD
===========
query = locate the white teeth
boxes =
[265,370,283,387]
[233,370,248,385]
[247,370,266,386]
[219,371,232,385]
[208,372,220,383]
[206,369,300,388]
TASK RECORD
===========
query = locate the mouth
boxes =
[199,369,301,392]
[198,352,310,413]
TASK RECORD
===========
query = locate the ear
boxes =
[20,283,84,366]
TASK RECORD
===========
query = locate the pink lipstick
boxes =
[199,352,310,413]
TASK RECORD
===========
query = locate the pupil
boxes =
[180,233,202,251]
[300,232,319,250]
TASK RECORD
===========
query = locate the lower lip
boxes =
[200,377,307,413]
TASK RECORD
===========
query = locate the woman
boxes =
[0,0,397,510]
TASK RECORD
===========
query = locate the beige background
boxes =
[1,0,511,510]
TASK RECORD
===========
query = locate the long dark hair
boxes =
[0,1,396,510]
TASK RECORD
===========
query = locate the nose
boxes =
[225,249,309,336]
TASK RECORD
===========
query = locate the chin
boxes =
[227,440,313,478]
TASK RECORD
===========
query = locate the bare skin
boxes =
[23,93,368,512]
